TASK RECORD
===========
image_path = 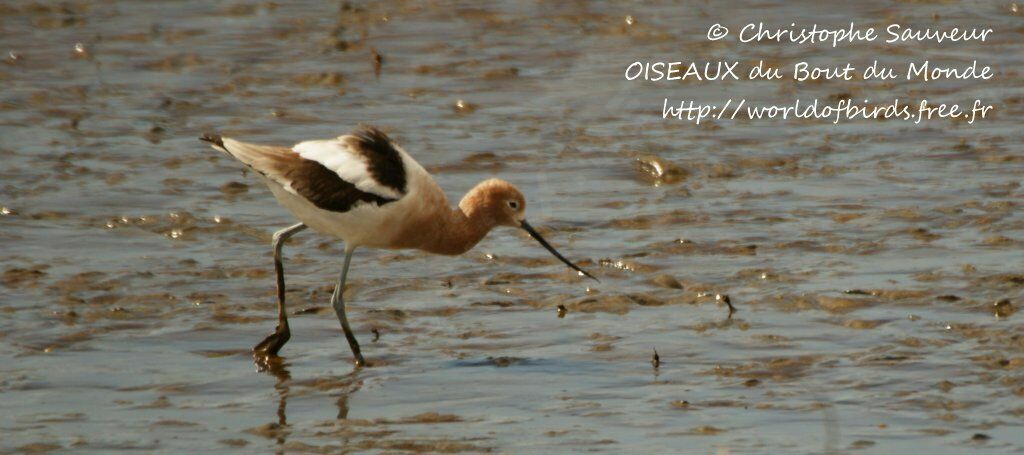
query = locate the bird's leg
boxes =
[332,247,365,367]
[254,223,307,359]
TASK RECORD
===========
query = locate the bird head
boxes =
[462,179,598,281]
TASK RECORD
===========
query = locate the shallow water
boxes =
[1,0,1023,452]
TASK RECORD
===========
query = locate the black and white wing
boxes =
[202,126,409,213]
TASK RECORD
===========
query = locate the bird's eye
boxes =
[508,200,519,210]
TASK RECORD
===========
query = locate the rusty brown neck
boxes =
[417,198,494,256]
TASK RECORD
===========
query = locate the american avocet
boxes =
[200,126,597,367]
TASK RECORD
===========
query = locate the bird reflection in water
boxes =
[256,355,364,449]
[257,356,292,450]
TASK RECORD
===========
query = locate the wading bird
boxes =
[200,126,596,367]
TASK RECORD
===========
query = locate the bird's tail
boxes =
[199,133,228,153]
[199,133,293,177]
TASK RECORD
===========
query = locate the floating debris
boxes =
[670,400,690,409]
[453,99,476,114]
[993,299,1014,318]
[651,348,660,369]
[632,154,687,186]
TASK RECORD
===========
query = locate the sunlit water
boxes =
[1,0,1023,452]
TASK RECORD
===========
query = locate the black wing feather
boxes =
[284,157,396,213]
[350,126,407,196]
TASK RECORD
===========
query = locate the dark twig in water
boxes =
[371,48,382,77]
[717,293,737,318]
[371,328,380,342]
[651,348,660,369]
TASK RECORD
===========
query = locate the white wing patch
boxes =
[293,138,404,200]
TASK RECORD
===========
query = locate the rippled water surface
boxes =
[2,0,1023,452]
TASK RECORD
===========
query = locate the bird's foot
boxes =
[253,326,290,359]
